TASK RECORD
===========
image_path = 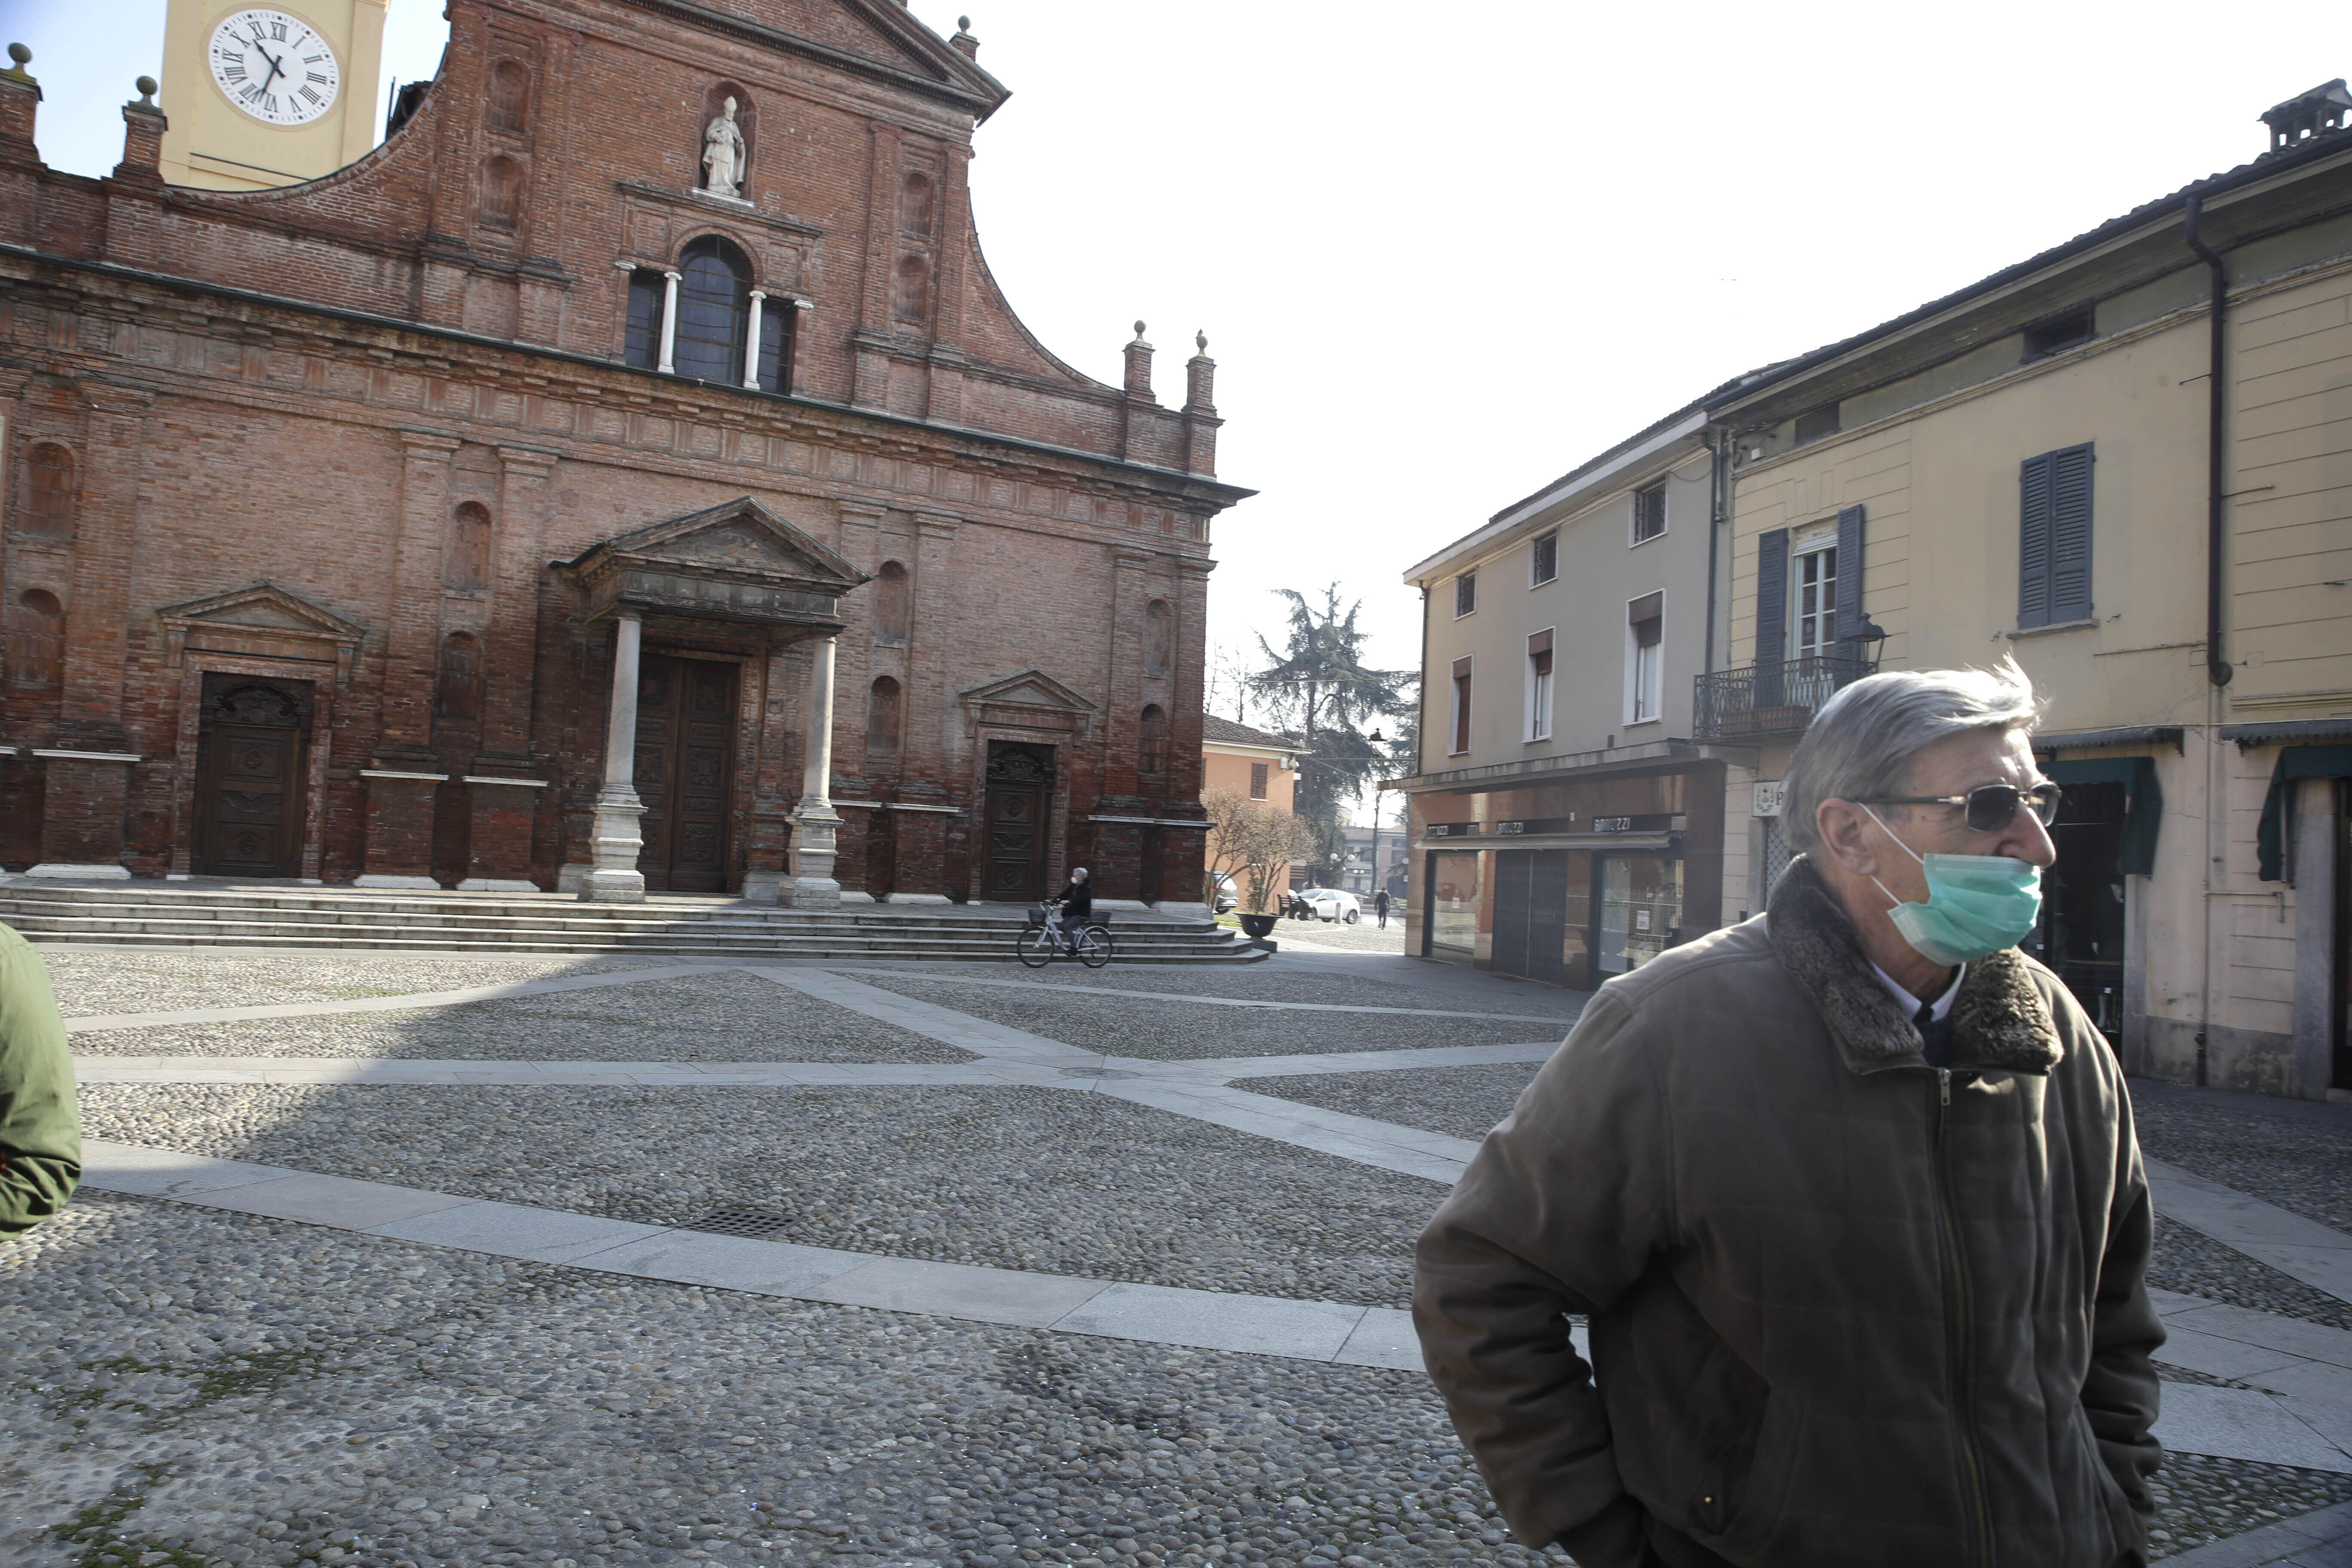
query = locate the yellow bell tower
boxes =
[156,0,387,190]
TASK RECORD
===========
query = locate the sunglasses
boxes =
[1859,781,2064,833]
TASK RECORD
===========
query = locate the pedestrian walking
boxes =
[1,921,80,1237]
[1414,660,2162,1568]
[1373,888,1390,929]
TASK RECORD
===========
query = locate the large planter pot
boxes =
[1238,913,1278,938]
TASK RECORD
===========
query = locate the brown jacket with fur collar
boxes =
[1413,857,2163,1568]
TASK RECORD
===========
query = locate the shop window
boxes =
[1430,850,1482,955]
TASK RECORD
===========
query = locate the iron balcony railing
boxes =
[1692,650,1880,741]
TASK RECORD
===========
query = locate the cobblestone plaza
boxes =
[8,942,2352,1568]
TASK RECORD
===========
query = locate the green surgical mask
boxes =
[1862,805,2043,967]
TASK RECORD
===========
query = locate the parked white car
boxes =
[1297,887,1361,924]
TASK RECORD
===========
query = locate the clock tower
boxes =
[156,0,387,189]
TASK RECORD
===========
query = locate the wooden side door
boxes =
[982,741,1054,900]
[195,723,303,877]
[633,654,737,893]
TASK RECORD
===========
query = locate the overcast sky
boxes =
[4,0,2342,724]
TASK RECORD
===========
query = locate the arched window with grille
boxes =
[867,675,903,756]
[445,502,493,591]
[674,236,752,383]
[479,156,522,230]
[7,589,64,698]
[873,561,910,646]
[20,443,75,539]
[899,172,934,237]
[1143,598,1172,676]
[434,632,482,723]
[1139,704,1168,776]
[893,254,931,324]
[487,61,529,135]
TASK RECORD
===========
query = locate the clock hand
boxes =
[253,44,286,93]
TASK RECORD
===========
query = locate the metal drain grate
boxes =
[678,1205,793,1239]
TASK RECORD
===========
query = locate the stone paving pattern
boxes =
[67,973,973,1064]
[74,1083,1442,1307]
[46,955,677,1018]
[844,975,1562,1061]
[2135,1094,2352,1237]
[13,946,2352,1566]
[847,964,1586,1020]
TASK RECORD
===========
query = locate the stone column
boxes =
[785,632,843,908]
[743,290,766,389]
[655,270,682,375]
[580,611,647,903]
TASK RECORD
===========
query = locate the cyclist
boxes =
[1045,866,1093,953]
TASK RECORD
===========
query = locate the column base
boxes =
[555,863,593,895]
[580,868,648,903]
[24,863,131,879]
[837,889,876,905]
[457,878,541,893]
[783,876,841,910]
[883,892,950,905]
[355,874,441,890]
[740,870,786,906]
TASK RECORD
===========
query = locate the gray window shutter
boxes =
[2019,453,2054,628]
[1834,505,1865,642]
[1755,529,1789,664]
[2050,444,2094,624]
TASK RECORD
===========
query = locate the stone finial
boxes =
[949,17,980,60]
[126,74,164,120]
[1129,320,1148,346]
[3,42,35,89]
[1194,330,1209,358]
[1123,322,1154,401]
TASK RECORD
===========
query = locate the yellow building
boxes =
[158,0,387,189]
[1696,82,2352,1099]
[1201,715,1296,813]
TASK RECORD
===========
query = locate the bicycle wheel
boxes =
[1015,925,1053,968]
[1077,925,1114,968]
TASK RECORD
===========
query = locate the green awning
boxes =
[2256,744,2352,882]
[2045,756,2162,876]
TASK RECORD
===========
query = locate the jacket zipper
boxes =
[1934,1068,1995,1568]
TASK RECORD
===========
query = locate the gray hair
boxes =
[1779,658,2043,856]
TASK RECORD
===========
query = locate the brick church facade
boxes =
[0,0,1247,906]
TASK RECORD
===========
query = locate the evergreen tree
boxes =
[1248,585,1416,870]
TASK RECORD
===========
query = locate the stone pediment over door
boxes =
[959,668,1096,740]
[560,496,866,634]
[156,582,368,685]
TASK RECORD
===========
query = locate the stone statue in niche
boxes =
[702,97,746,200]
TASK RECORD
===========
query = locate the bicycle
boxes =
[1015,899,1113,968]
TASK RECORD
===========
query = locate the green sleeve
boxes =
[0,922,80,1236]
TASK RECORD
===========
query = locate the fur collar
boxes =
[1766,856,2062,1077]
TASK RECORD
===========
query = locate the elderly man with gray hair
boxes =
[1415,659,2162,1568]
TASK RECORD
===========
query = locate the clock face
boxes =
[208,9,340,126]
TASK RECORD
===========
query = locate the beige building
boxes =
[1385,404,1727,987]
[1696,81,2352,1099]
[158,0,388,189]
[1201,714,1295,812]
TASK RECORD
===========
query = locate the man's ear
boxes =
[1816,797,1882,878]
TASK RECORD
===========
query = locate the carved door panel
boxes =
[982,741,1054,900]
[633,654,738,893]
[193,677,310,877]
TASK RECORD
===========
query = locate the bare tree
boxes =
[1203,790,1315,915]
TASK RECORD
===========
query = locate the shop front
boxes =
[1400,756,1724,991]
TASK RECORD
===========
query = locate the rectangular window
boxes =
[2024,308,2095,360]
[1794,406,1841,447]
[1455,572,1478,618]
[1795,545,1838,658]
[2019,444,2095,628]
[756,298,794,393]
[1450,655,1473,755]
[1632,481,1667,544]
[624,270,665,370]
[1629,593,1663,724]
[1527,629,1554,741]
[1530,532,1558,585]
[1430,851,1482,955]
[1249,761,1269,800]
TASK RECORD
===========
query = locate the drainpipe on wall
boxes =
[2184,196,2233,1087]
